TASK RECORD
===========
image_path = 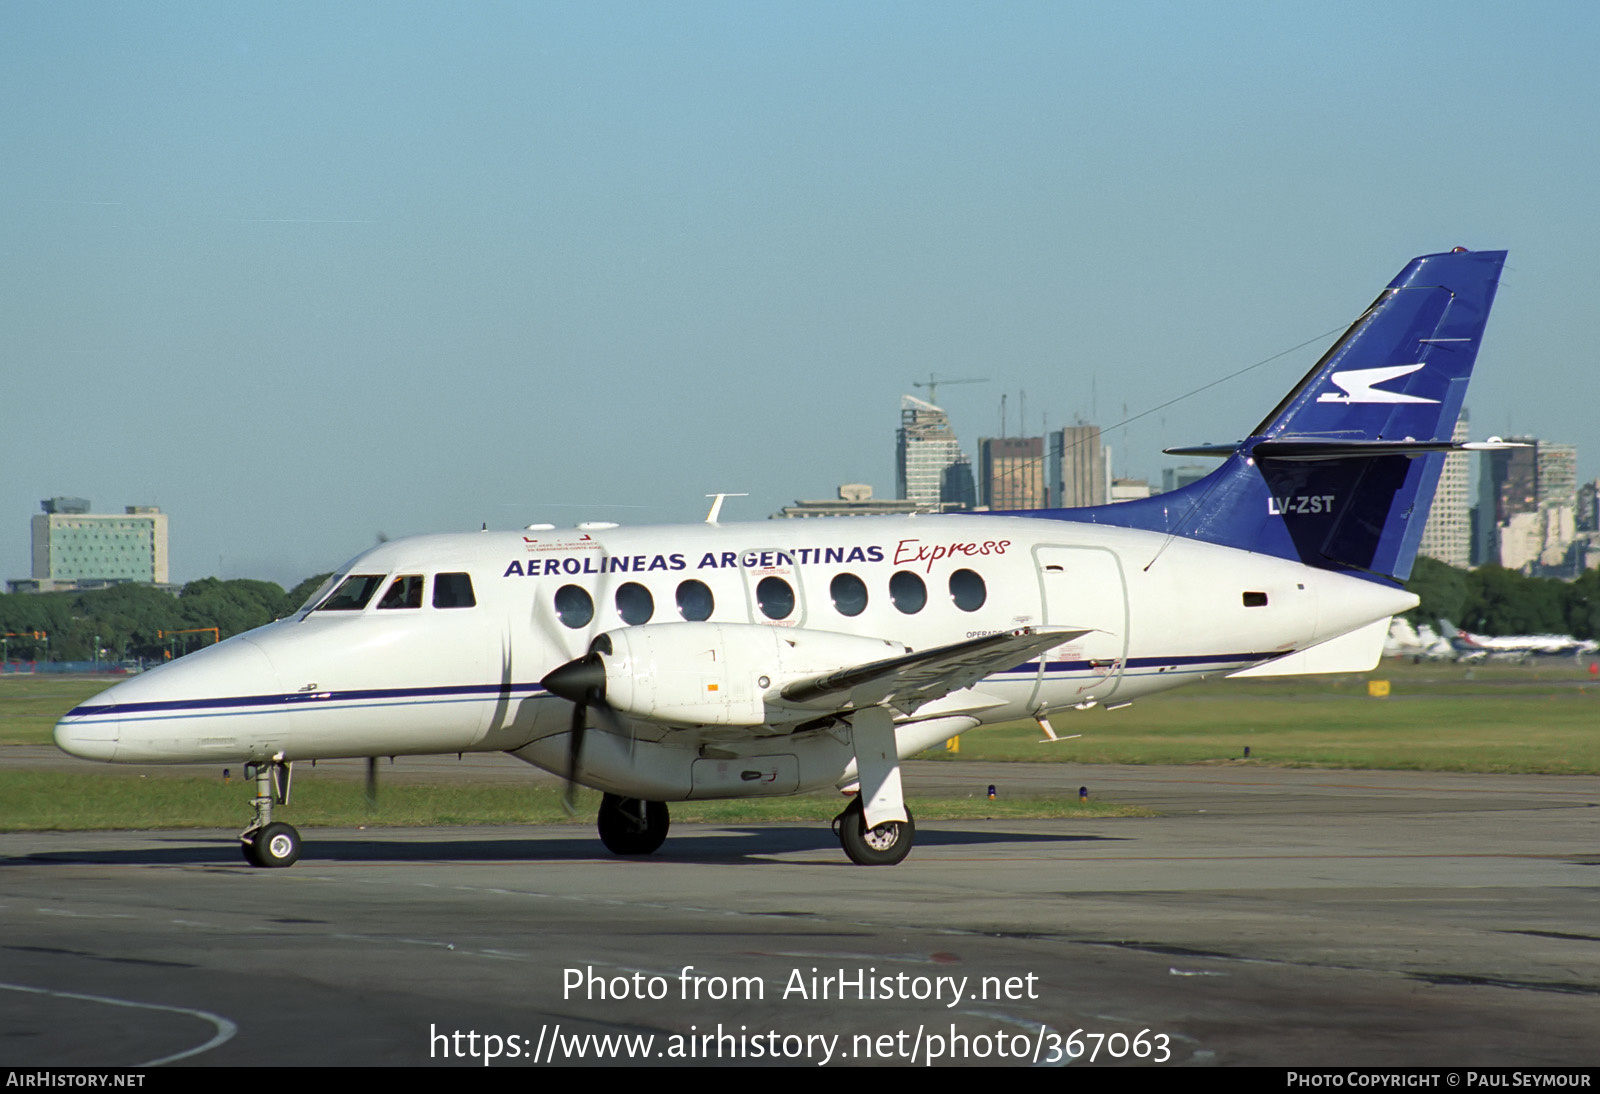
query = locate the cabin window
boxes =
[1242,591,1268,608]
[377,575,424,610]
[889,570,927,614]
[433,572,476,608]
[949,568,986,612]
[555,584,595,628]
[615,582,654,625]
[315,574,385,612]
[756,576,795,620]
[830,573,868,617]
[675,579,714,622]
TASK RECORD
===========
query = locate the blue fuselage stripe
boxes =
[62,649,1287,721]
[64,682,549,720]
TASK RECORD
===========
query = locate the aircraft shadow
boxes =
[10,824,1127,868]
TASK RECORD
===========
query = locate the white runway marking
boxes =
[1,980,237,1066]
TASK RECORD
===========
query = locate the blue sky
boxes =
[5,2,1595,587]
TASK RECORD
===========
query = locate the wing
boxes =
[780,625,1089,715]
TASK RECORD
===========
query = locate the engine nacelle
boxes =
[593,622,907,727]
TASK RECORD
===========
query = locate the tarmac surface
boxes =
[2,758,1598,1067]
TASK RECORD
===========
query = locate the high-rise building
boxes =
[24,498,169,591]
[941,453,977,511]
[1476,437,1538,565]
[978,436,1046,509]
[1419,410,1472,568]
[1051,424,1106,508]
[1474,438,1581,570]
[1537,443,1578,513]
[896,395,965,508]
[1578,479,1600,534]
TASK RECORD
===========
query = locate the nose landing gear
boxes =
[240,758,301,868]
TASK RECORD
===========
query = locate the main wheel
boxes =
[242,822,302,868]
[597,794,669,856]
[835,798,915,866]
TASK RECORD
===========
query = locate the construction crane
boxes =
[911,374,988,406]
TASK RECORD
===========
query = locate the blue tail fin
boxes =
[1029,248,1506,582]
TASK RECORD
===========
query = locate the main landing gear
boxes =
[833,797,916,866]
[597,793,670,856]
[240,758,301,868]
[834,706,915,865]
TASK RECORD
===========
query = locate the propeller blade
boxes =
[542,650,609,814]
[564,698,587,815]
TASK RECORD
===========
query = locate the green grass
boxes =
[5,660,1596,832]
[0,771,1143,832]
[934,662,1600,773]
[0,676,112,745]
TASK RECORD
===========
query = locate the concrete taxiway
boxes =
[2,762,1597,1067]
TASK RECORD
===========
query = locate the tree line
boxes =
[0,575,328,663]
[1405,558,1599,639]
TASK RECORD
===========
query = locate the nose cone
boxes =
[53,636,286,764]
[541,652,608,705]
[54,710,119,761]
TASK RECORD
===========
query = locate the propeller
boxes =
[540,641,612,813]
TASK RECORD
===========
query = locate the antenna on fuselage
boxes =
[704,493,748,523]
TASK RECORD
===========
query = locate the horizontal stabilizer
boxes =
[1163,443,1243,458]
[1251,438,1528,462]
[1167,438,1526,461]
[1228,617,1390,677]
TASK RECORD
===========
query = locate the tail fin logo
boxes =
[1316,363,1438,405]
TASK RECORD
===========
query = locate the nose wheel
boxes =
[240,758,301,868]
[242,821,302,867]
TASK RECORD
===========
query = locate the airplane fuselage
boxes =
[56,513,1414,801]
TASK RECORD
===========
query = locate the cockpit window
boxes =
[315,574,385,612]
[433,572,476,609]
[378,575,424,610]
[296,573,340,614]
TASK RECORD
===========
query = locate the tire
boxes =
[242,822,302,868]
[597,795,669,856]
[836,798,915,866]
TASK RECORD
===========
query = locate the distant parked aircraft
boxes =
[1438,620,1597,661]
[1384,618,1453,660]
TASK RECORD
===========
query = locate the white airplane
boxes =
[1437,619,1596,661]
[56,247,1510,868]
[1383,617,1454,660]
